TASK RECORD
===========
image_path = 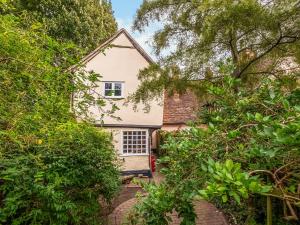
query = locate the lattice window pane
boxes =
[105,83,112,89]
[104,82,123,97]
[123,131,148,155]
[114,90,121,96]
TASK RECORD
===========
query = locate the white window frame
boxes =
[121,130,149,156]
[103,81,124,99]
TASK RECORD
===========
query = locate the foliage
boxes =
[0,122,120,225]
[132,0,300,103]
[0,14,108,127]
[156,130,182,157]
[0,5,120,225]
[129,72,300,225]
[199,159,271,205]
[132,3,300,222]
[9,0,117,51]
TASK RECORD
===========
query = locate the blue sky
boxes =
[110,0,157,57]
[111,0,143,24]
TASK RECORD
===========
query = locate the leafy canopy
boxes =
[131,0,300,103]
[129,71,300,225]
[10,0,117,51]
[130,1,300,224]
[0,2,120,224]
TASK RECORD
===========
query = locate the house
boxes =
[73,28,300,177]
[162,90,199,131]
[74,29,164,177]
[73,28,201,177]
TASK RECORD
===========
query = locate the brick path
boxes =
[107,170,228,225]
[107,198,138,225]
[99,184,144,217]
[107,198,228,225]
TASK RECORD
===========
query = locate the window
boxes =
[104,82,123,98]
[122,131,148,155]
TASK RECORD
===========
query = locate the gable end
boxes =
[70,29,154,71]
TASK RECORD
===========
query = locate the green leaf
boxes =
[232,192,241,204]
[260,186,272,193]
[282,99,290,110]
[201,164,207,172]
[255,113,263,121]
[198,190,208,198]
[208,166,214,173]
[269,89,275,99]
[249,181,258,192]
[208,158,215,166]
[217,187,227,192]
[222,195,228,203]
[227,130,240,139]
[225,159,234,171]
[225,172,233,180]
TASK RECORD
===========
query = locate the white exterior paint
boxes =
[84,32,163,126]
[105,127,150,171]
[81,30,163,172]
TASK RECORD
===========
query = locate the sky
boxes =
[110,0,157,57]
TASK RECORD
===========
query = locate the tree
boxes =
[129,70,300,225]
[129,1,300,224]
[11,0,117,51]
[131,0,300,102]
[0,3,120,224]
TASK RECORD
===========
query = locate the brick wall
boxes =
[163,90,199,124]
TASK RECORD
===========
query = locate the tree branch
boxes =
[236,32,299,78]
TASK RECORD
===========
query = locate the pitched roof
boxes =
[70,28,154,71]
[163,90,199,125]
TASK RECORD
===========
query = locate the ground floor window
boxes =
[122,130,148,155]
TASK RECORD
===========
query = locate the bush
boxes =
[0,13,120,225]
[0,122,120,225]
[129,75,300,225]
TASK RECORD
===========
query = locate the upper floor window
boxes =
[104,82,123,98]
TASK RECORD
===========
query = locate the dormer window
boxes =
[104,82,124,98]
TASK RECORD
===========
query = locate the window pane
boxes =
[114,90,121,96]
[105,83,112,89]
[115,83,122,90]
[105,90,113,96]
[123,131,147,155]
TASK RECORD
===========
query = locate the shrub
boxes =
[0,122,120,224]
[0,12,120,225]
[130,74,300,225]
